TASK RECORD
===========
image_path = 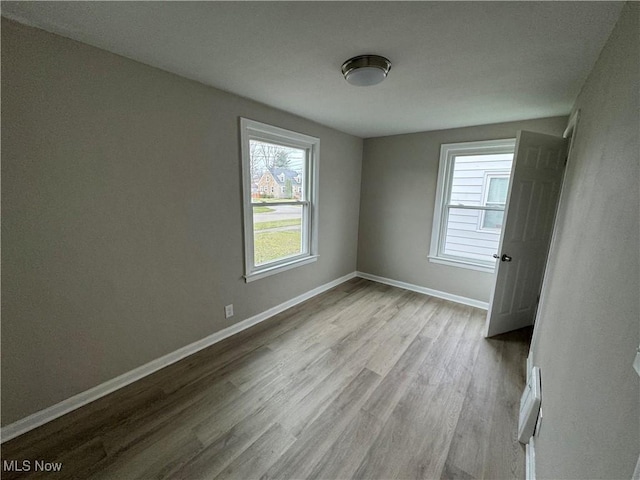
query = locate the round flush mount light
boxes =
[341,55,391,87]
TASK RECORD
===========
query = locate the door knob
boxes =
[501,254,512,262]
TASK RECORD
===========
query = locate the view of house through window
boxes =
[250,140,306,265]
[240,118,319,281]
[480,174,510,229]
[430,139,515,272]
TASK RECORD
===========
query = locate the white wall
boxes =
[357,117,567,303]
[1,19,363,426]
[531,3,639,478]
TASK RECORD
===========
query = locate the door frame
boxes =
[527,110,581,351]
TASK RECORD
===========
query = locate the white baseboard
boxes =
[0,271,357,443]
[356,271,489,310]
[526,437,537,480]
[2,270,482,442]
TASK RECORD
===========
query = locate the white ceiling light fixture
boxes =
[341,55,392,87]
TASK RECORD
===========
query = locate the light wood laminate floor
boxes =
[2,278,531,479]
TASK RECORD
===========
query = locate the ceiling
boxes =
[1,1,623,138]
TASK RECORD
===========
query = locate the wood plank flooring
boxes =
[1,278,531,480]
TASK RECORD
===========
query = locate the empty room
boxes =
[1,2,638,479]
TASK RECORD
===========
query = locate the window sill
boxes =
[245,255,319,283]
[428,255,496,274]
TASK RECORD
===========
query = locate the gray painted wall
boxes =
[531,4,639,478]
[357,116,567,303]
[1,19,363,425]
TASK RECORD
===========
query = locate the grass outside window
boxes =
[254,218,302,231]
[254,230,302,265]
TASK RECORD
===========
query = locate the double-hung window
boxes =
[240,118,319,282]
[429,139,515,272]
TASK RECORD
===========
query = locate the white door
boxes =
[485,131,568,337]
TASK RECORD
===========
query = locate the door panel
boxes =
[485,131,568,337]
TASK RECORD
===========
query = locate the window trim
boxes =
[428,138,516,273]
[240,118,319,282]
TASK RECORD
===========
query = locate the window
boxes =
[479,173,510,230]
[240,118,319,282]
[429,139,515,272]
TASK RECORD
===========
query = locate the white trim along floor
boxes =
[1,271,487,442]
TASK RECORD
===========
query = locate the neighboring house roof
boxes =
[266,168,302,186]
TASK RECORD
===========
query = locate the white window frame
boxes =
[477,171,510,232]
[428,138,515,273]
[240,118,319,282]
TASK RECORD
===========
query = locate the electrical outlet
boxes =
[225,304,234,319]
